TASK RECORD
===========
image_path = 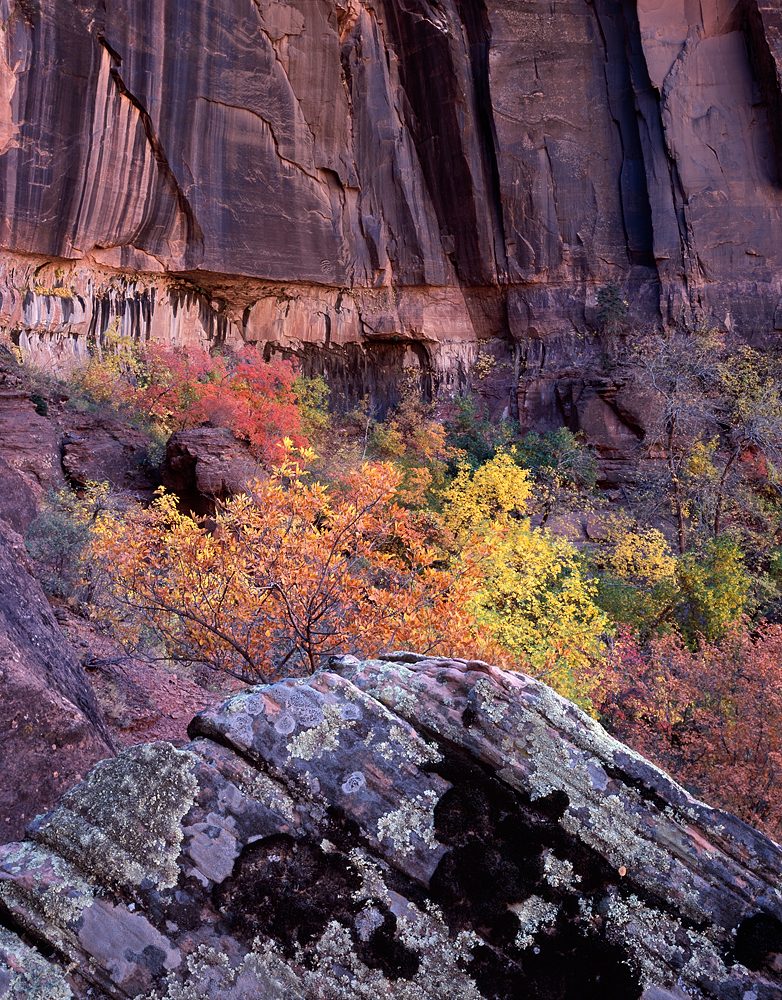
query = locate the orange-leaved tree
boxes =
[594,624,782,839]
[78,341,306,464]
[92,450,493,681]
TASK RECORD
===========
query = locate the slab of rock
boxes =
[161,426,262,512]
[0,454,38,533]
[58,410,159,498]
[0,390,64,494]
[1,654,781,999]
[0,518,114,844]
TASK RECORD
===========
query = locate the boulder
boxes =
[59,410,159,499]
[161,426,261,513]
[0,518,114,844]
[1,653,780,999]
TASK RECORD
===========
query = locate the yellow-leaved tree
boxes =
[443,451,610,705]
[92,449,493,681]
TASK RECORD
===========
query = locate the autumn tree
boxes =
[77,341,307,464]
[624,334,782,559]
[626,330,723,553]
[514,428,597,525]
[590,514,680,640]
[93,451,489,682]
[596,624,782,840]
[590,514,752,645]
[442,451,610,706]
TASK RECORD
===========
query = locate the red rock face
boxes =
[0,518,114,844]
[0,0,781,407]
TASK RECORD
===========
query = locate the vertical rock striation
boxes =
[1,0,782,406]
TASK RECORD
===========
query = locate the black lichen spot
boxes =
[462,705,478,728]
[213,834,420,980]
[355,906,420,979]
[214,834,361,952]
[142,874,211,934]
[123,945,167,978]
[468,916,642,1000]
[427,746,642,999]
[431,840,541,939]
[733,912,782,970]
[533,789,569,821]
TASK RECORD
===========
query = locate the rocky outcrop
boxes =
[2,0,782,420]
[0,518,114,844]
[0,453,38,532]
[59,409,159,498]
[161,426,262,514]
[0,387,65,493]
[1,653,781,999]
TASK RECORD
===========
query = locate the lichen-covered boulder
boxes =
[1,655,782,1000]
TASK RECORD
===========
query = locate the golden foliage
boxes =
[93,451,493,681]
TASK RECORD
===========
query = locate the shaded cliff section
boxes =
[2,0,782,406]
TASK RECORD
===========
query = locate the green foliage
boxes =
[29,391,48,416]
[590,516,679,640]
[596,280,628,335]
[444,395,511,470]
[24,484,117,600]
[677,535,751,644]
[292,374,330,442]
[514,428,597,522]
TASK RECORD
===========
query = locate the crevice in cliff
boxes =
[614,0,690,304]
[190,97,321,186]
[742,0,782,188]
[453,0,509,279]
[592,0,656,270]
[100,41,205,263]
[375,0,501,286]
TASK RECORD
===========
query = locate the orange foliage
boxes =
[595,625,782,839]
[94,455,499,682]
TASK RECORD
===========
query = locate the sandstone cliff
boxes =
[2,0,782,417]
[1,655,782,999]
[0,516,114,843]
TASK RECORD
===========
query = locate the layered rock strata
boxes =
[1,654,781,999]
[2,0,782,419]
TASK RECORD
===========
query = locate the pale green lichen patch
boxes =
[472,677,508,724]
[295,905,483,1000]
[602,891,727,991]
[0,927,73,1000]
[542,851,579,890]
[389,726,442,766]
[234,769,298,825]
[142,941,307,1000]
[30,743,199,891]
[285,704,355,762]
[509,895,559,949]
[376,791,439,856]
[0,844,95,942]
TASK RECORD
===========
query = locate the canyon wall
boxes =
[1,0,782,415]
